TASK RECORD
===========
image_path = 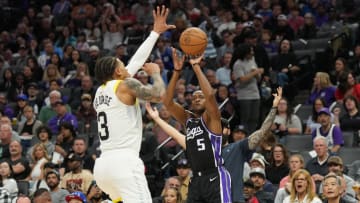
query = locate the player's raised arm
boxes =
[162,48,188,126]
[190,55,222,134]
[126,5,176,76]
[248,87,282,149]
[124,63,165,103]
[146,102,186,149]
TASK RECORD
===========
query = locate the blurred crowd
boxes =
[0,0,360,202]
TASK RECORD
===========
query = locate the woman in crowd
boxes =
[27,125,55,163]
[306,72,336,107]
[216,84,235,121]
[66,49,83,75]
[41,64,62,91]
[283,169,322,203]
[0,160,18,198]
[271,97,303,143]
[26,56,43,81]
[265,143,290,185]
[29,143,50,181]
[330,57,348,86]
[322,173,348,203]
[335,71,360,103]
[340,95,360,133]
[162,187,183,203]
[64,62,90,88]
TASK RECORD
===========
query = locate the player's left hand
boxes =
[189,53,204,67]
[145,102,159,119]
[152,5,176,34]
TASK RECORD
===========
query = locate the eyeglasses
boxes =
[295,178,306,182]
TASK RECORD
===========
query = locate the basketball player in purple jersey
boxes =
[157,49,232,203]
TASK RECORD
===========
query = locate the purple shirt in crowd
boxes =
[307,86,336,107]
[48,113,78,135]
[311,124,344,147]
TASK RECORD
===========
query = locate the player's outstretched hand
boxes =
[145,102,159,119]
[189,53,205,67]
[152,5,176,34]
[272,87,283,107]
[172,47,185,71]
[143,63,160,76]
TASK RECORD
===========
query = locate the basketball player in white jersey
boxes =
[92,6,175,203]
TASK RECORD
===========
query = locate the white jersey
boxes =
[93,80,143,154]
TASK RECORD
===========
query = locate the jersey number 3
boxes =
[98,112,109,141]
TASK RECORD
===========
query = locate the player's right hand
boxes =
[143,63,160,75]
[145,102,159,119]
[152,5,176,34]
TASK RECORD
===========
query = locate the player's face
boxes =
[191,91,205,114]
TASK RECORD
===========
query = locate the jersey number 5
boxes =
[197,138,205,151]
[97,112,109,141]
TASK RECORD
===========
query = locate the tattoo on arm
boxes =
[248,107,277,150]
[124,73,165,102]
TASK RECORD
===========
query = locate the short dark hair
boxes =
[36,125,52,140]
[95,56,121,84]
[33,188,50,199]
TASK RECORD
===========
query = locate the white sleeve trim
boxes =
[125,31,160,77]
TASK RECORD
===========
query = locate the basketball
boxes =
[179,27,208,56]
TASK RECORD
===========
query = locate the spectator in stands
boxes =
[55,26,76,48]
[319,156,357,202]
[7,72,26,103]
[279,154,308,189]
[66,49,83,76]
[0,69,15,94]
[152,176,182,203]
[14,196,32,202]
[46,169,69,203]
[17,105,42,152]
[335,71,360,103]
[0,124,14,159]
[271,97,302,142]
[249,167,274,203]
[231,44,263,133]
[266,143,290,185]
[305,97,333,135]
[55,122,77,159]
[322,173,348,203]
[288,6,304,34]
[41,64,63,91]
[71,0,95,28]
[61,152,93,193]
[13,94,29,123]
[312,107,344,153]
[263,3,282,31]
[69,76,96,111]
[349,44,360,78]
[272,14,295,41]
[348,160,360,182]
[205,69,220,89]
[319,7,343,36]
[176,158,191,201]
[340,95,360,133]
[65,191,88,203]
[27,125,55,162]
[246,153,274,194]
[217,30,234,64]
[29,162,54,195]
[72,137,95,172]
[114,43,130,65]
[216,84,235,120]
[8,140,31,181]
[26,56,43,82]
[270,39,300,87]
[243,179,260,203]
[163,187,182,203]
[0,159,18,198]
[75,93,97,145]
[100,5,124,51]
[86,180,111,203]
[33,188,53,203]
[216,52,233,86]
[64,62,90,89]
[330,57,348,86]
[38,40,62,70]
[297,12,318,39]
[29,143,50,182]
[306,72,336,107]
[306,136,330,192]
[47,99,78,135]
[260,29,276,53]
[283,169,322,203]
[26,83,43,115]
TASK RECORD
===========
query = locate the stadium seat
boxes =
[342,131,355,147]
[338,147,360,166]
[294,104,313,126]
[291,40,308,50]
[307,38,331,50]
[285,134,313,153]
[17,180,30,196]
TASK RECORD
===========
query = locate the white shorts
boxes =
[93,150,151,203]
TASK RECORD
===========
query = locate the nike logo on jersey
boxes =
[210,176,218,182]
[186,126,204,140]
